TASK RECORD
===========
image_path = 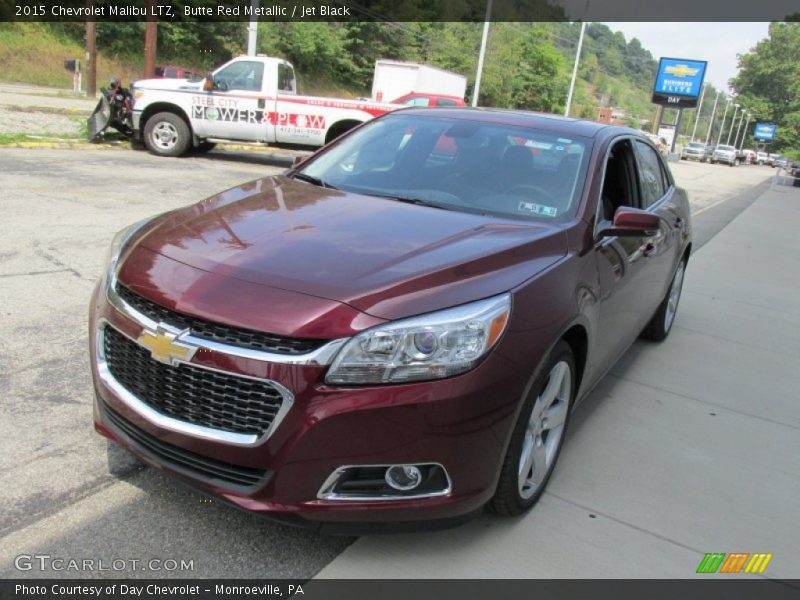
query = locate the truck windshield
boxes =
[299,113,591,222]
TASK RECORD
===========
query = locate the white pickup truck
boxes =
[131,55,401,156]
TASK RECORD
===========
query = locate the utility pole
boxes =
[471,0,492,107]
[704,91,720,146]
[247,0,259,56]
[85,0,96,97]
[144,0,157,78]
[564,21,586,117]
[726,103,740,145]
[690,83,706,140]
[716,96,731,146]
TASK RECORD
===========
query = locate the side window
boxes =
[214,61,264,92]
[634,140,667,207]
[402,96,430,107]
[435,98,458,107]
[278,63,296,94]
[164,67,178,78]
[600,139,638,221]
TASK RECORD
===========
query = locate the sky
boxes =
[605,22,771,92]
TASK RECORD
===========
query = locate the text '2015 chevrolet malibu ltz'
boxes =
[90,108,692,533]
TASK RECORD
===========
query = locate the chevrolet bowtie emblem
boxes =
[665,64,699,78]
[137,324,196,365]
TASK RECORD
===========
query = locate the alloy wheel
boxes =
[518,360,571,500]
[664,261,686,332]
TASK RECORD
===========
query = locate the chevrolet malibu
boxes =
[90,108,692,532]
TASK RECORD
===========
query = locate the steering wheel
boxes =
[503,184,560,210]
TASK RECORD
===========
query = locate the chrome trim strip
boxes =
[96,319,294,447]
[105,272,348,366]
[317,463,452,502]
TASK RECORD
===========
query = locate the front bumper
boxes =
[89,279,531,530]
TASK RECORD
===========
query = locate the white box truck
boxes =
[371,60,467,105]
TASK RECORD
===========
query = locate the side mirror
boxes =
[597,207,661,239]
[203,75,227,91]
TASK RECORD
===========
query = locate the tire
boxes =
[143,111,191,157]
[641,258,687,342]
[487,340,576,516]
[193,141,217,154]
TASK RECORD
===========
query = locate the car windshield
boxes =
[717,145,735,151]
[298,113,592,222]
[687,143,705,149]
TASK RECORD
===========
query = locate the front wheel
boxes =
[487,341,575,516]
[641,258,686,341]
[143,112,191,157]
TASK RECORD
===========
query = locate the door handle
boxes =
[643,241,657,257]
[674,217,685,229]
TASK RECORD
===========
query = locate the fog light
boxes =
[385,465,422,491]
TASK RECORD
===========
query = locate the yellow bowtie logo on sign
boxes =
[665,64,700,78]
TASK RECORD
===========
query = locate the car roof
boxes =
[393,107,634,140]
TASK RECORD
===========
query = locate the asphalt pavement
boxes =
[0,148,791,579]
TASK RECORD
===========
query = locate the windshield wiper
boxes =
[287,171,337,189]
[365,192,454,211]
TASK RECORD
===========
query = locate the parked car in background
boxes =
[392,92,466,107]
[742,149,757,165]
[711,144,739,166]
[90,109,692,531]
[772,155,789,169]
[756,151,769,165]
[680,142,709,162]
[154,65,203,80]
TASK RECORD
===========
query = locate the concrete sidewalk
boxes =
[316,183,800,579]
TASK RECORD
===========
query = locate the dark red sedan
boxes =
[90,108,691,532]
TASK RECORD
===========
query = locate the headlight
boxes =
[103,215,161,281]
[325,294,511,385]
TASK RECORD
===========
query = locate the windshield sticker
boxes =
[518,201,558,217]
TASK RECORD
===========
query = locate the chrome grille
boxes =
[103,326,284,437]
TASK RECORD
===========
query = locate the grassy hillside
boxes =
[0,23,147,89]
[0,22,359,98]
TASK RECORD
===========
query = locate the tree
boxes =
[730,23,800,153]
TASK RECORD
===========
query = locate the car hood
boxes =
[134,77,203,91]
[134,176,568,320]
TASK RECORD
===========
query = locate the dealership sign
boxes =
[753,123,777,140]
[652,57,708,109]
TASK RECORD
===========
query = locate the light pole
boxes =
[691,83,707,141]
[733,109,746,149]
[726,103,740,145]
[715,96,732,146]
[471,0,493,107]
[738,113,752,151]
[564,21,587,117]
[705,90,721,146]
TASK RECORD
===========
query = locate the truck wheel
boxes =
[144,112,191,157]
